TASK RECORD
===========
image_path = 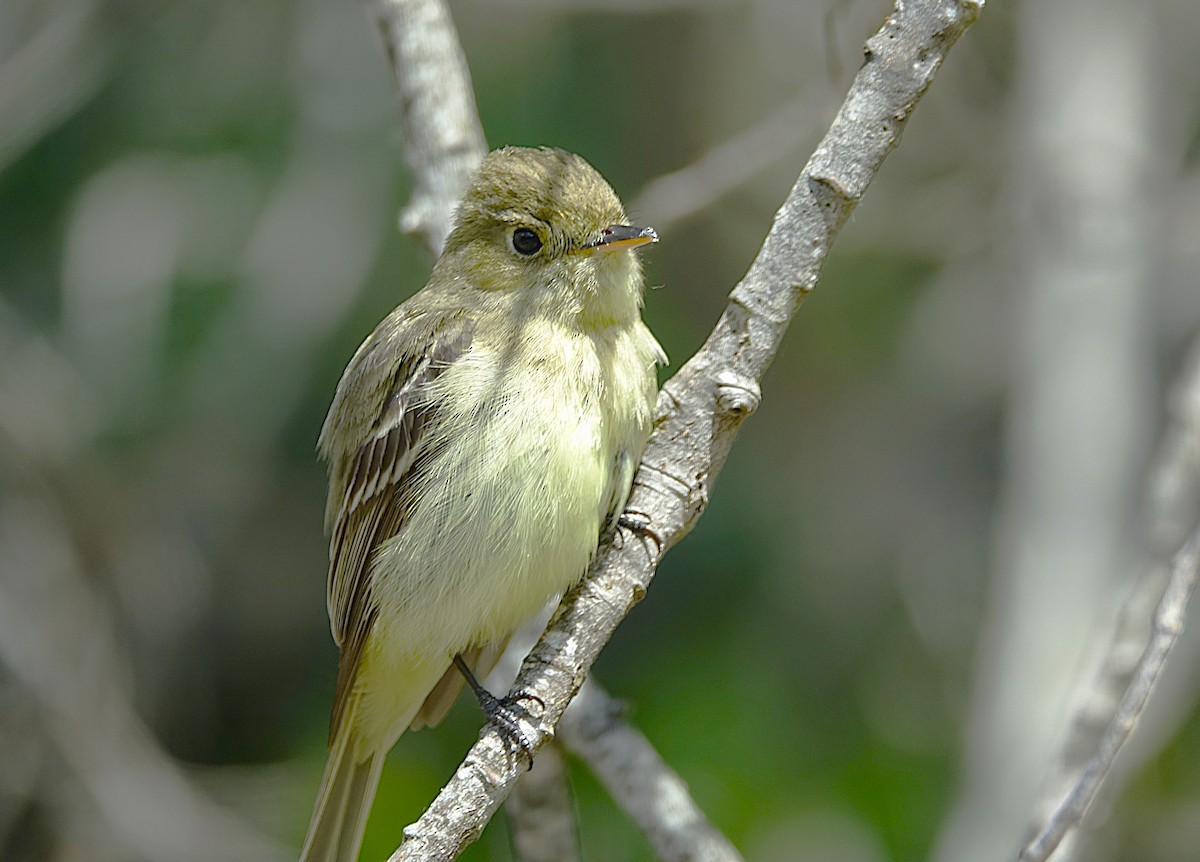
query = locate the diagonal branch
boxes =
[628,92,812,234]
[380,0,984,858]
[1017,522,1200,862]
[1013,336,1200,861]
[487,606,740,862]
[558,680,744,862]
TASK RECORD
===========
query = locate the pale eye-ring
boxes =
[510,227,543,256]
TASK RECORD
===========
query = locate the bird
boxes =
[299,146,665,862]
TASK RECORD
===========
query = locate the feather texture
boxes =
[324,316,475,742]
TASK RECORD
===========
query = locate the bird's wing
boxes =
[323,313,475,742]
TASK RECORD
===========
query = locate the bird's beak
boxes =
[580,224,659,254]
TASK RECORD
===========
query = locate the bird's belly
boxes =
[367,369,613,667]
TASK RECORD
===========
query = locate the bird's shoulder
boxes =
[317,299,472,467]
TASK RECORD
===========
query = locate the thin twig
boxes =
[384,0,984,858]
[1011,335,1200,860]
[1017,522,1200,862]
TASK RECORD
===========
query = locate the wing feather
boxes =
[322,314,475,742]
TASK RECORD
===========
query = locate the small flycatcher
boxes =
[300,147,665,862]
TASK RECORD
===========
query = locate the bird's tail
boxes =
[299,715,385,862]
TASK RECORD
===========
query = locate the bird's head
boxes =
[438,146,656,325]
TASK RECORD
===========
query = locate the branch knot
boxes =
[715,371,762,417]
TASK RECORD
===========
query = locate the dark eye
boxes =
[511,227,543,256]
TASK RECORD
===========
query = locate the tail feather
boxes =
[301,661,451,860]
[300,724,385,862]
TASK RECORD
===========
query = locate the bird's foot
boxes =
[617,509,664,552]
[453,655,543,764]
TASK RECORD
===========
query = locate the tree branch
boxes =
[505,741,580,862]
[487,607,733,862]
[367,0,487,258]
[1017,521,1200,862]
[628,92,811,234]
[382,0,984,858]
[933,3,1157,857]
[558,680,744,862]
[1009,334,1200,860]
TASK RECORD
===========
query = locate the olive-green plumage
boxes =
[299,147,665,862]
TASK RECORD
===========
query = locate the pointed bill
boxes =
[581,224,658,253]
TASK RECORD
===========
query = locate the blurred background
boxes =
[3,0,1200,860]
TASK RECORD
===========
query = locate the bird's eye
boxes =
[510,227,543,256]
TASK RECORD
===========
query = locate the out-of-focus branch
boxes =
[558,680,744,862]
[1017,522,1200,862]
[1013,335,1200,860]
[505,742,579,862]
[0,308,289,861]
[487,609,732,862]
[629,94,810,233]
[1145,340,1200,557]
[0,498,288,862]
[367,0,488,258]
[932,3,1156,859]
[383,0,983,857]
[0,0,109,174]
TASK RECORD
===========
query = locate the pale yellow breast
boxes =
[352,314,661,750]
[366,317,658,667]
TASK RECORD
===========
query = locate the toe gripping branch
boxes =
[453,654,544,763]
